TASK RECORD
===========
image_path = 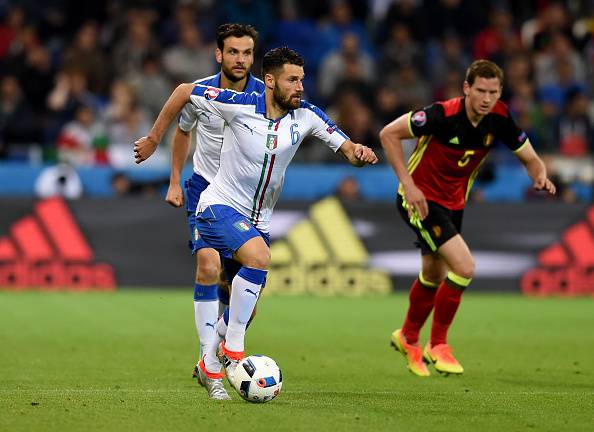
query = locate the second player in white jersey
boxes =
[189,86,346,232]
[179,73,264,183]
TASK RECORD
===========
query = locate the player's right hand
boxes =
[134,136,158,164]
[165,183,184,208]
[403,184,428,220]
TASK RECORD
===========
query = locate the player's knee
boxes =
[243,251,270,270]
[196,258,221,284]
[454,258,475,280]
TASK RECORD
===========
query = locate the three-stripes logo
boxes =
[521,206,594,296]
[0,197,116,291]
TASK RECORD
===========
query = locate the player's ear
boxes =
[264,73,275,89]
[462,81,470,96]
[215,48,223,64]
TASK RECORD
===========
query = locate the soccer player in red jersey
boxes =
[379,60,556,376]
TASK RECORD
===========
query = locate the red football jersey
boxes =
[403,97,528,210]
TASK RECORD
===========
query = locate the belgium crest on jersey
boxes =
[483,133,494,147]
[266,134,278,150]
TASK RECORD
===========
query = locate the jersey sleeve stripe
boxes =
[513,138,530,154]
[407,111,414,136]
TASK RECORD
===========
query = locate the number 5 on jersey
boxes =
[458,150,475,167]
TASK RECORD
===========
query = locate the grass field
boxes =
[1,290,593,432]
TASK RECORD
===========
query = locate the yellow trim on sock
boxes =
[447,271,472,287]
[419,271,439,288]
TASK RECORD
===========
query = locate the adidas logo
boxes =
[0,197,116,290]
[265,197,391,296]
[521,205,594,296]
[449,136,460,145]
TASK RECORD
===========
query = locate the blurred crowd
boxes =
[0,0,593,200]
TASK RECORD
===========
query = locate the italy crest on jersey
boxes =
[266,134,278,150]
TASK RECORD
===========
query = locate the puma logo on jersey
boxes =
[243,123,255,134]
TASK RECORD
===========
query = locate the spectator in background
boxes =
[472,7,518,63]
[61,21,109,95]
[317,0,374,59]
[0,74,40,159]
[128,54,172,119]
[556,88,592,157]
[387,63,430,110]
[379,22,422,72]
[46,68,101,149]
[377,0,426,44]
[335,175,361,202]
[375,84,407,127]
[535,32,586,95]
[162,23,215,83]
[0,5,26,59]
[56,104,99,165]
[425,32,469,94]
[318,32,375,101]
[111,15,160,79]
[103,80,151,169]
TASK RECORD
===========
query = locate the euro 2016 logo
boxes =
[204,87,221,100]
[266,134,278,150]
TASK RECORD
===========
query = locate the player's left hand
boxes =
[533,176,556,195]
[134,136,159,164]
[354,144,378,165]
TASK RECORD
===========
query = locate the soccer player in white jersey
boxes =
[134,47,378,398]
[164,24,264,399]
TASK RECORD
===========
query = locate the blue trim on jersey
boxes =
[300,101,349,140]
[192,85,259,106]
[194,72,264,94]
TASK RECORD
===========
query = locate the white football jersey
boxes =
[178,73,265,183]
[189,85,348,232]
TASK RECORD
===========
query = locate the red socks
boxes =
[430,280,463,346]
[402,278,437,345]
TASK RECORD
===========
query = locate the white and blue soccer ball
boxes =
[235,355,283,403]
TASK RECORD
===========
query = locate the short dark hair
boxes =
[465,59,504,86]
[216,23,258,50]
[262,46,305,75]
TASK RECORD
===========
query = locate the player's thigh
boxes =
[437,234,475,278]
[233,236,270,269]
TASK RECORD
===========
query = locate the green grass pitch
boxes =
[1,290,593,432]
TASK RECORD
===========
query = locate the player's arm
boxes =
[379,113,428,219]
[338,140,378,167]
[514,140,556,195]
[165,126,191,207]
[134,83,195,164]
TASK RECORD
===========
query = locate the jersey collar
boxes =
[254,93,295,121]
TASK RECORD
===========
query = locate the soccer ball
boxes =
[234,355,283,403]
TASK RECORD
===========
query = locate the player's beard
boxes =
[221,64,247,83]
[273,86,301,110]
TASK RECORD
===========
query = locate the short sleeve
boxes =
[178,102,198,132]
[498,112,529,152]
[189,85,249,123]
[304,103,348,152]
[408,104,446,137]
